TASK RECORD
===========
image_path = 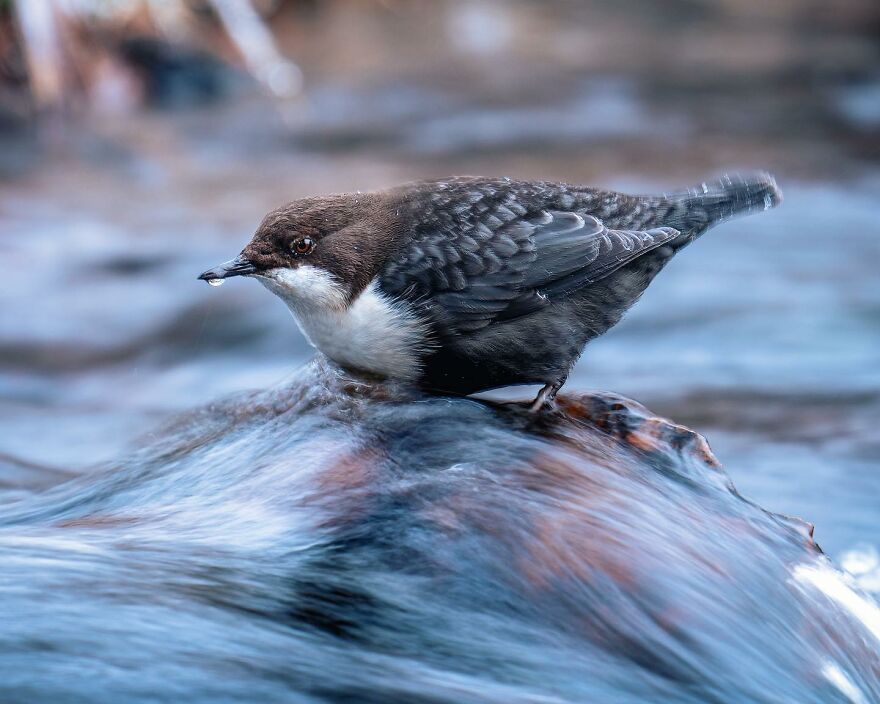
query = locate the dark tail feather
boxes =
[662,173,782,233]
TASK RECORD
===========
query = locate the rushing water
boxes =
[1,363,878,703]
[1,1,879,700]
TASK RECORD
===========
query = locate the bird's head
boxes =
[199,193,391,310]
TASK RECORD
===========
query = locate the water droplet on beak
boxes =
[207,278,224,287]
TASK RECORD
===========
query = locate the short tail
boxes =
[661,173,782,233]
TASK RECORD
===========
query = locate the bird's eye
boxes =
[291,236,316,256]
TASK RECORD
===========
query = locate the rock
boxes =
[0,359,877,703]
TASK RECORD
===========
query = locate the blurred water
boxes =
[0,0,879,699]
[1,366,878,703]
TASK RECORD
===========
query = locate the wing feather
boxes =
[380,190,679,338]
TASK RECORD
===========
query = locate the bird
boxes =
[199,174,781,410]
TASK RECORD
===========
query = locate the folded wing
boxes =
[380,208,679,338]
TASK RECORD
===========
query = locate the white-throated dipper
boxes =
[199,175,781,409]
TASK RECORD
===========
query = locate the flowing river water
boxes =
[0,1,878,700]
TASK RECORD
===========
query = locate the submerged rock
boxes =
[0,360,877,703]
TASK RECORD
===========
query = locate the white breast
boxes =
[257,266,430,381]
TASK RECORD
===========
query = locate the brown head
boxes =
[198,191,401,306]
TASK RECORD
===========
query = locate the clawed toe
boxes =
[530,379,565,412]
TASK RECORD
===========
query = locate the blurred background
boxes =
[0,0,878,581]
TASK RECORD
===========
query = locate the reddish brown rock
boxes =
[0,360,874,703]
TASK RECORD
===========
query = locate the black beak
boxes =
[198,255,258,283]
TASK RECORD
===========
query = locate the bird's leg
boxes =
[530,376,566,412]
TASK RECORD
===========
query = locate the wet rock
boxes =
[0,359,877,703]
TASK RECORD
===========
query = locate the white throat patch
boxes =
[257,266,430,381]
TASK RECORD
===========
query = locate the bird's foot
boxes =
[530,379,565,413]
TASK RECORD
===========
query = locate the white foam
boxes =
[841,544,880,594]
[821,661,867,704]
[792,562,880,642]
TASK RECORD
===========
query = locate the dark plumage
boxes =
[199,174,781,408]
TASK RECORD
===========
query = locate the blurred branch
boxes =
[7,0,302,116]
[12,0,63,108]
[207,0,301,99]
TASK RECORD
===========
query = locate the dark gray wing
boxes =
[381,208,678,337]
